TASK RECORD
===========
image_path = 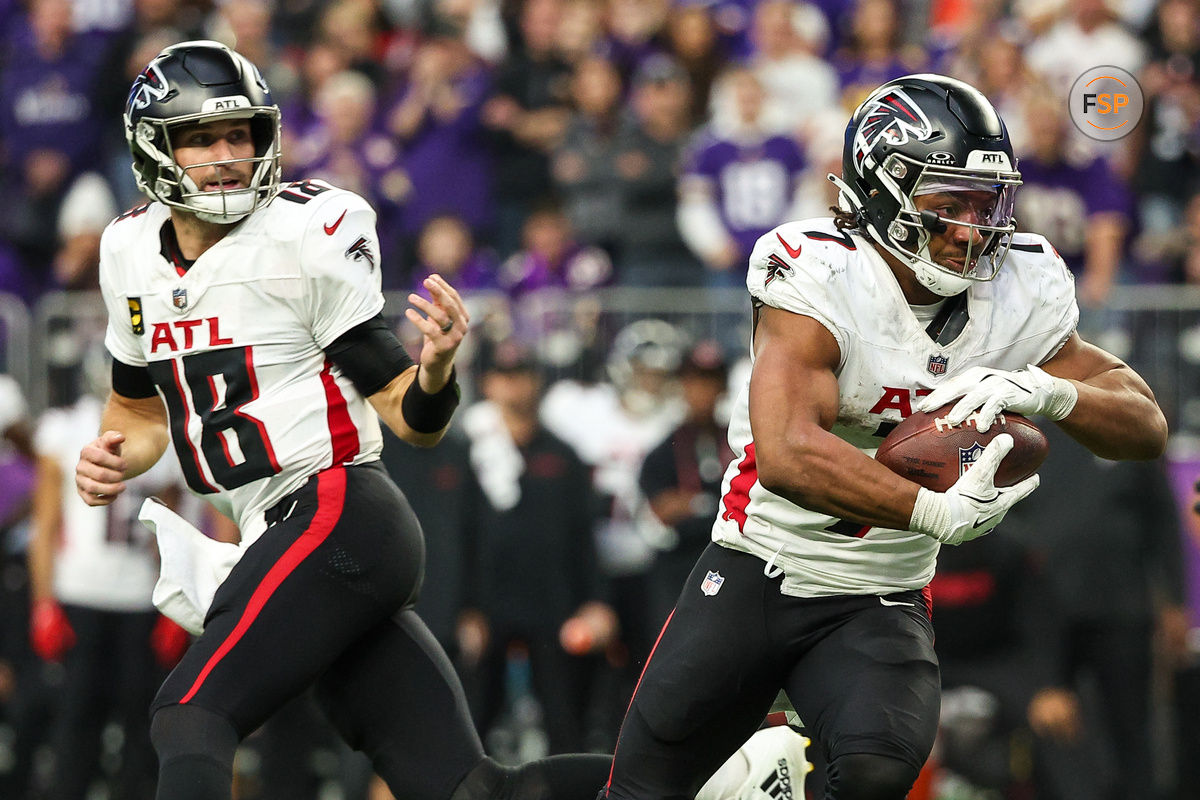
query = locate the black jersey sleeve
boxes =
[324,314,416,397]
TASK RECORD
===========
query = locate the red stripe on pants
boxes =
[605,608,676,791]
[179,468,347,704]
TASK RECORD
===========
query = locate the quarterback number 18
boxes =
[148,347,281,493]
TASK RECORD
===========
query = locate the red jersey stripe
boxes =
[720,442,757,533]
[179,467,346,704]
[319,359,359,465]
[239,346,281,473]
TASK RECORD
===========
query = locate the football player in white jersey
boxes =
[599,75,1168,800]
[72,41,610,800]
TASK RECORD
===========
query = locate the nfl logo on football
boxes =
[959,443,985,475]
[701,571,725,596]
[172,288,188,310]
[927,354,948,375]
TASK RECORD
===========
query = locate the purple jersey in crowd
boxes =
[0,25,109,178]
[680,129,806,264]
[499,243,613,297]
[407,252,500,296]
[392,66,494,239]
[1015,155,1133,276]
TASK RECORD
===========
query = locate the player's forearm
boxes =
[100,392,170,477]
[368,367,451,448]
[1056,366,1167,460]
[756,430,920,531]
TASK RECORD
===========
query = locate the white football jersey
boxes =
[713,219,1078,597]
[100,180,386,544]
[541,380,683,575]
[37,395,200,610]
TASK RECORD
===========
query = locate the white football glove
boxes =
[908,434,1040,546]
[916,363,1077,432]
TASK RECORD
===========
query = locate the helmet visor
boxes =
[898,173,1019,281]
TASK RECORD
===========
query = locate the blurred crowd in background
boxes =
[2,0,1200,798]
[5,0,1200,302]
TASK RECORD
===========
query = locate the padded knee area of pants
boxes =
[150,705,240,800]
[824,753,918,800]
[150,704,239,763]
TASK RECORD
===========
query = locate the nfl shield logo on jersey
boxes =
[701,571,725,596]
[927,354,948,375]
[172,288,188,311]
[959,442,984,475]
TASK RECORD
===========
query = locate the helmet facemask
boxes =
[130,107,282,224]
[883,157,1020,295]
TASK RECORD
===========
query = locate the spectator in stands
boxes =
[661,1,728,126]
[557,0,604,66]
[481,0,573,257]
[387,17,495,258]
[499,202,613,298]
[552,55,627,258]
[1003,423,1190,800]
[677,67,805,287]
[288,69,407,274]
[599,0,669,82]
[638,339,733,626]
[314,0,391,87]
[745,0,837,139]
[613,54,702,287]
[1130,0,1200,249]
[0,0,111,301]
[51,172,118,290]
[1023,0,1145,98]
[406,213,500,297]
[1014,93,1134,311]
[458,339,616,754]
[832,0,927,109]
[277,40,353,149]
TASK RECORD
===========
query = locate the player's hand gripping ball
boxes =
[875,404,1048,492]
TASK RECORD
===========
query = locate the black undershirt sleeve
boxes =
[111,359,158,399]
[324,314,416,397]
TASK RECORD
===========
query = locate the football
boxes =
[874,404,1049,492]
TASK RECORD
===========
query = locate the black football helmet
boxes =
[124,40,282,223]
[829,74,1021,296]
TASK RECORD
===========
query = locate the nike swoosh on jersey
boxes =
[776,232,802,259]
[323,210,347,235]
[879,597,914,607]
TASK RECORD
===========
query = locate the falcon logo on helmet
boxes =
[852,89,933,175]
[128,64,173,111]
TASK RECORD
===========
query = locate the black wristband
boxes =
[401,367,460,433]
